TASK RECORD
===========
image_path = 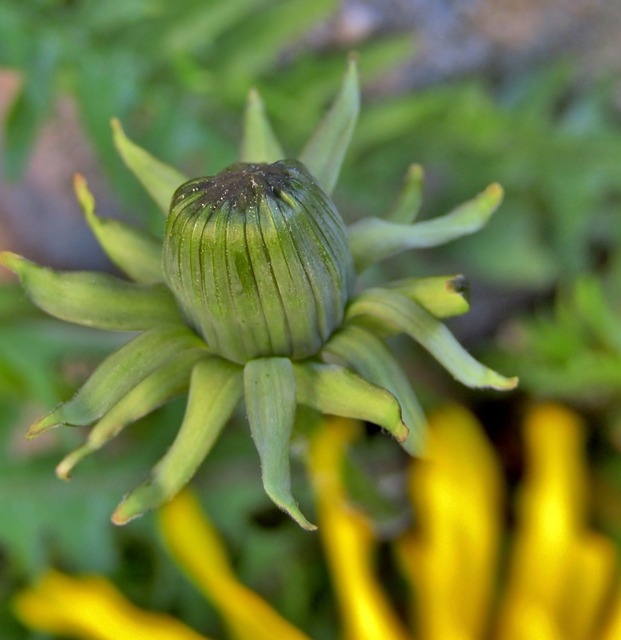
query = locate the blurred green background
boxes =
[2,0,621,638]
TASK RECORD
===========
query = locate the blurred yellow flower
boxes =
[12,569,209,640]
[14,490,309,640]
[14,404,621,640]
[394,403,621,640]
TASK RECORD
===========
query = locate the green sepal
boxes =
[384,163,424,224]
[239,88,285,163]
[0,252,183,332]
[28,327,207,438]
[321,325,425,455]
[244,357,316,530]
[56,348,209,479]
[349,183,504,272]
[112,356,243,525]
[74,174,163,283]
[385,274,470,318]
[111,118,188,214]
[299,54,359,196]
[292,361,409,444]
[346,288,518,390]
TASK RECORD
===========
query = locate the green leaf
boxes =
[0,459,121,575]
[244,358,316,530]
[3,35,59,179]
[56,348,210,480]
[346,288,518,391]
[349,183,504,271]
[4,81,46,180]
[74,174,164,283]
[215,0,338,101]
[75,49,141,173]
[162,0,266,54]
[28,327,206,437]
[0,252,183,331]
[240,88,285,163]
[321,325,425,455]
[292,361,409,444]
[112,356,243,524]
[385,274,470,318]
[0,319,123,407]
[111,118,188,214]
[0,282,38,321]
[384,163,424,224]
[573,276,621,353]
[299,55,360,195]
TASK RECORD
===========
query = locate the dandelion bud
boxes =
[163,159,354,364]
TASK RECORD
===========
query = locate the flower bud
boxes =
[163,160,354,364]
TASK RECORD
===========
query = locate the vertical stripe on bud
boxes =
[163,160,354,364]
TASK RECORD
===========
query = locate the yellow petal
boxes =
[495,600,562,640]
[399,405,503,640]
[560,533,617,640]
[307,417,412,640]
[13,570,208,640]
[601,579,621,640]
[158,489,309,640]
[499,404,587,637]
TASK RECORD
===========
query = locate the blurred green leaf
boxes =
[3,35,60,179]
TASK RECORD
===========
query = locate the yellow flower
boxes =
[12,570,208,640]
[307,417,412,640]
[158,491,309,640]
[14,490,309,640]
[396,403,621,640]
[14,405,621,640]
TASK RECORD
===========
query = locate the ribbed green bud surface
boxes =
[163,160,354,364]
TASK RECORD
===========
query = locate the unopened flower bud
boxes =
[163,160,354,364]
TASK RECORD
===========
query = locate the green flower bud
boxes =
[163,159,354,364]
[3,60,517,529]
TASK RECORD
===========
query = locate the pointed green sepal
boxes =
[346,288,518,391]
[112,357,243,525]
[111,118,188,214]
[239,88,285,163]
[299,54,359,195]
[384,163,424,224]
[321,325,425,455]
[349,183,504,272]
[74,174,163,283]
[244,357,316,530]
[292,361,409,444]
[56,349,209,479]
[385,274,470,318]
[28,327,207,438]
[0,252,183,332]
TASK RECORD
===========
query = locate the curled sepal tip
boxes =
[349,182,504,272]
[244,358,316,530]
[112,357,243,525]
[292,361,409,444]
[27,327,207,439]
[346,288,518,391]
[55,349,208,480]
[322,325,426,455]
[73,174,164,284]
[385,274,470,318]
[111,118,188,214]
